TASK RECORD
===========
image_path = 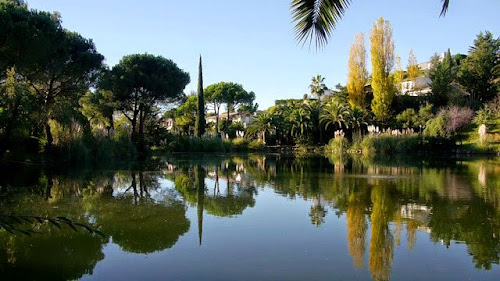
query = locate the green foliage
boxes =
[396,108,417,129]
[325,137,349,153]
[247,112,273,144]
[164,136,266,153]
[423,115,449,138]
[320,98,351,130]
[396,104,434,129]
[195,56,206,137]
[174,95,197,136]
[204,82,255,136]
[417,104,434,128]
[79,90,117,135]
[360,135,421,154]
[428,51,454,107]
[457,31,500,107]
[105,53,190,150]
[290,0,450,49]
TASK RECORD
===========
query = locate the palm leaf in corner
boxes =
[291,0,451,49]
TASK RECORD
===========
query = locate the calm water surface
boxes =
[0,154,499,281]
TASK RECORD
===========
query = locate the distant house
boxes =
[206,112,256,128]
[162,112,256,133]
[162,118,174,131]
[400,77,432,96]
[397,51,448,97]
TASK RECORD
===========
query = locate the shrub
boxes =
[325,137,349,153]
[174,174,193,192]
[360,135,420,154]
[424,115,448,138]
[248,140,265,150]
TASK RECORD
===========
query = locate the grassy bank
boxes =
[152,136,266,153]
[325,133,500,156]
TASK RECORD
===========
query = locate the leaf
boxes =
[94,229,106,238]
[20,216,34,223]
[0,223,15,234]
[440,0,450,17]
[74,222,94,234]
[47,218,61,229]
[7,215,22,224]
[56,216,72,223]
[16,229,32,236]
[291,0,352,50]
[62,221,78,232]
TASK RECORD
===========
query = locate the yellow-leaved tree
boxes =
[347,32,368,109]
[370,17,396,123]
[407,49,420,79]
[394,55,404,94]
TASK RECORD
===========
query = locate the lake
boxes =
[0,154,499,281]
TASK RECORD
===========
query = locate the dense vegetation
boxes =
[0,2,499,161]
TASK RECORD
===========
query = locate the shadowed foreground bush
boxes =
[360,135,421,154]
[162,136,266,153]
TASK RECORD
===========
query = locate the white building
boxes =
[400,77,432,96]
[205,112,256,128]
[398,51,448,96]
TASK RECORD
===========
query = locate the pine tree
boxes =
[347,32,368,109]
[195,55,206,137]
[370,17,396,123]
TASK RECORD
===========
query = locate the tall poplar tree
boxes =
[407,50,419,79]
[394,55,404,93]
[347,32,368,109]
[195,55,206,137]
[370,17,396,123]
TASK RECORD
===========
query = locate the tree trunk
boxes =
[107,114,115,138]
[138,106,146,154]
[318,103,323,143]
[215,114,220,137]
[131,110,138,143]
[45,121,53,150]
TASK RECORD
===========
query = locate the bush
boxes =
[360,135,421,154]
[424,115,448,138]
[248,140,265,150]
[164,136,266,153]
[174,174,193,192]
[325,137,349,153]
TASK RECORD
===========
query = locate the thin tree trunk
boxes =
[45,121,53,150]
[138,106,146,153]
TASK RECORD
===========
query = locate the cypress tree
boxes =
[195,55,206,137]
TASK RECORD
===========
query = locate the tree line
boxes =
[0,1,193,160]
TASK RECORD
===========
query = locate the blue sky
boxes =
[31,0,499,109]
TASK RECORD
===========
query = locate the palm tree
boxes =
[248,112,273,144]
[310,75,327,143]
[310,75,327,99]
[320,99,351,130]
[290,105,312,139]
[349,108,368,141]
[291,0,450,49]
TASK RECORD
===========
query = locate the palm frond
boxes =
[440,0,450,17]
[291,0,352,50]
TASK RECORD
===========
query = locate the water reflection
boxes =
[0,155,499,280]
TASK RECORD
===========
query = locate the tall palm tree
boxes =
[248,112,274,144]
[291,0,450,49]
[349,107,368,141]
[320,99,351,130]
[310,75,327,143]
[290,105,312,138]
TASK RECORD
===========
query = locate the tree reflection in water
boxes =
[0,155,498,280]
[0,165,191,277]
